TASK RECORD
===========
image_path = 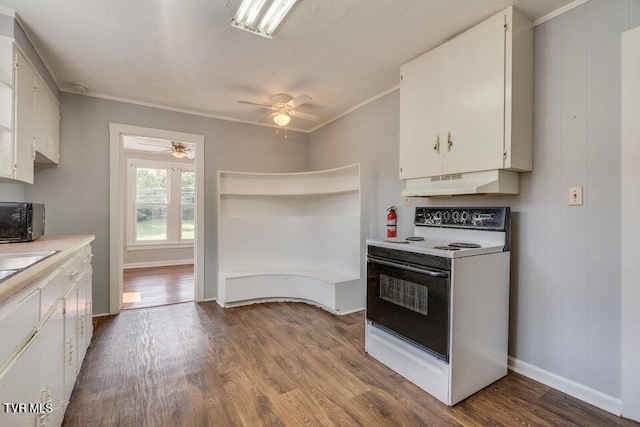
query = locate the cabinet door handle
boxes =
[447,132,453,151]
[68,270,78,277]
[38,383,52,426]
[433,135,440,153]
[67,340,74,365]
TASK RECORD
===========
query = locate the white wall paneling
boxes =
[621,24,640,423]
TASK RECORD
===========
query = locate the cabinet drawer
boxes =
[39,268,64,318]
[61,256,79,291]
[0,289,40,368]
[77,245,92,271]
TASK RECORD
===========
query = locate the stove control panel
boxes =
[414,207,510,231]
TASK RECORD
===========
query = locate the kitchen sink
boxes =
[0,250,58,282]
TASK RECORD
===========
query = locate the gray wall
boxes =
[309,0,640,399]
[19,93,307,314]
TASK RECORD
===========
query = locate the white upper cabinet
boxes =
[399,7,533,181]
[34,76,60,165]
[0,39,60,184]
[13,48,36,184]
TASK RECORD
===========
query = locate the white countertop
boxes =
[0,235,95,304]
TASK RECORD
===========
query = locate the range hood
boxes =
[401,170,519,197]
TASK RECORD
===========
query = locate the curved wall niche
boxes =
[217,164,363,314]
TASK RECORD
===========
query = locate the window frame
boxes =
[126,158,195,249]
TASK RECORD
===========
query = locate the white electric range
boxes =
[365,207,511,406]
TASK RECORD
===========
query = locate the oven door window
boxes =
[367,258,450,361]
[380,274,429,315]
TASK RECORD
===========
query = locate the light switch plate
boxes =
[569,187,583,206]
[404,197,411,207]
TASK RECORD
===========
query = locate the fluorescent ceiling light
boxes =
[232,0,298,38]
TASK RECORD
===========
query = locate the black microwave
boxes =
[0,203,45,242]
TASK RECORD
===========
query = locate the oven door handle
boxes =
[368,257,449,278]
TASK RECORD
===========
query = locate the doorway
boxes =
[109,124,205,314]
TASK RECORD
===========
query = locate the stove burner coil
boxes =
[449,242,482,249]
[433,246,460,251]
[405,236,425,241]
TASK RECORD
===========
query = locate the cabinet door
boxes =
[76,272,88,363]
[86,267,93,344]
[0,333,40,426]
[63,287,79,401]
[440,12,506,175]
[0,40,13,179]
[34,76,60,165]
[13,49,35,184]
[399,45,445,179]
[38,301,65,427]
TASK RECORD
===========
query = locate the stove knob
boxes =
[434,211,442,222]
[452,211,460,222]
[443,211,451,221]
[460,211,470,222]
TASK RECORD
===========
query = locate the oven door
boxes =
[367,255,450,361]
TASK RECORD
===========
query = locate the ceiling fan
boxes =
[136,137,195,159]
[238,94,319,126]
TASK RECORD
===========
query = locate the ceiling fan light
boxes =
[274,113,291,126]
[172,151,187,159]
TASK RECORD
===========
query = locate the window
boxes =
[181,170,195,240]
[127,159,195,248]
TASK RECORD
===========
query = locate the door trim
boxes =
[621,25,640,423]
[109,123,205,314]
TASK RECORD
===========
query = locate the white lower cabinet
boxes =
[0,331,40,426]
[0,241,93,427]
[38,302,65,427]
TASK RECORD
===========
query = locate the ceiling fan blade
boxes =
[259,112,277,123]
[186,152,195,159]
[138,140,171,148]
[238,100,277,110]
[286,94,311,109]
[290,110,319,122]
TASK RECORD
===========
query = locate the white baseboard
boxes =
[123,259,194,269]
[508,356,621,416]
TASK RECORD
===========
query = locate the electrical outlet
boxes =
[568,187,583,206]
[404,197,411,207]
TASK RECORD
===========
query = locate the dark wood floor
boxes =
[122,264,194,310]
[66,302,638,426]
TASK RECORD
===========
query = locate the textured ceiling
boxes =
[0,0,574,132]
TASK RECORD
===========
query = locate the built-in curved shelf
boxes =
[217,164,363,314]
[219,164,360,196]
[220,188,359,196]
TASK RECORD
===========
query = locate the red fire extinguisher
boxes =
[387,206,397,238]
